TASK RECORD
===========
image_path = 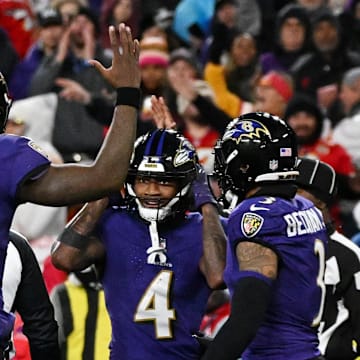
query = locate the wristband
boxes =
[116,87,141,109]
[60,227,89,250]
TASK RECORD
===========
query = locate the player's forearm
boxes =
[201,204,226,289]
[92,103,138,191]
[201,274,272,360]
[52,208,104,272]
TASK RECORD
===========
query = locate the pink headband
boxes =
[139,50,169,68]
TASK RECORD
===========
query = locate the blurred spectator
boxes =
[296,0,330,17]
[260,3,312,75]
[172,79,219,173]
[50,267,111,360]
[51,0,88,26]
[29,7,113,163]
[284,93,359,233]
[339,0,360,53]
[9,8,64,100]
[0,28,19,80]
[253,70,293,118]
[204,30,257,117]
[284,93,354,181]
[332,67,360,166]
[203,0,238,65]
[3,231,60,359]
[222,32,260,102]
[100,0,134,55]
[138,36,170,135]
[291,8,360,124]
[139,7,184,52]
[0,0,37,60]
[232,0,261,37]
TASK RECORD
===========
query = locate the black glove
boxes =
[192,331,213,354]
[191,165,218,211]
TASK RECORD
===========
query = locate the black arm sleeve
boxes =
[9,231,60,360]
[201,275,272,360]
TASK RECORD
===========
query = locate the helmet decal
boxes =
[223,120,271,143]
[173,139,196,167]
[213,112,298,203]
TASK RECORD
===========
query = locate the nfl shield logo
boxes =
[241,212,264,238]
[269,159,278,171]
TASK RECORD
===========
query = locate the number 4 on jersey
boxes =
[134,270,176,339]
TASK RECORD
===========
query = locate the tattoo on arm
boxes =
[236,241,278,279]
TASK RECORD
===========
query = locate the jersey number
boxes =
[134,270,176,339]
[312,239,326,327]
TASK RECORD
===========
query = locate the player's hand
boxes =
[191,164,218,211]
[192,332,213,354]
[151,95,177,129]
[56,78,91,104]
[89,23,140,88]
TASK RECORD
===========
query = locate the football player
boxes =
[0,23,140,352]
[201,112,328,360]
[51,129,227,359]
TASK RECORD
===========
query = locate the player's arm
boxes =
[17,24,141,206]
[51,199,108,272]
[201,241,277,360]
[199,203,226,289]
[192,165,226,289]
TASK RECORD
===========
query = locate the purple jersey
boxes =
[97,209,222,360]
[0,134,50,308]
[224,194,328,360]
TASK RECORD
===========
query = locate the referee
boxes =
[297,157,360,360]
[3,230,60,359]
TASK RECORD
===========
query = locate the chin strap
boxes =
[146,221,167,265]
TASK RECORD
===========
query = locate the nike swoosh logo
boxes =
[249,204,269,211]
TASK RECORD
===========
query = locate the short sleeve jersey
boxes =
[0,134,50,307]
[224,194,328,360]
[97,209,226,360]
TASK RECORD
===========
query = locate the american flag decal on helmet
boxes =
[280,147,292,157]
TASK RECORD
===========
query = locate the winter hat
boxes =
[296,157,337,206]
[277,3,310,29]
[139,36,169,68]
[284,93,323,122]
[169,47,202,76]
[37,8,63,27]
[284,93,324,144]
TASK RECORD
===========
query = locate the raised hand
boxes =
[55,78,91,104]
[89,23,140,88]
[151,95,177,129]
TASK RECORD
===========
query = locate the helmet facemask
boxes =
[0,73,12,133]
[126,129,197,222]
